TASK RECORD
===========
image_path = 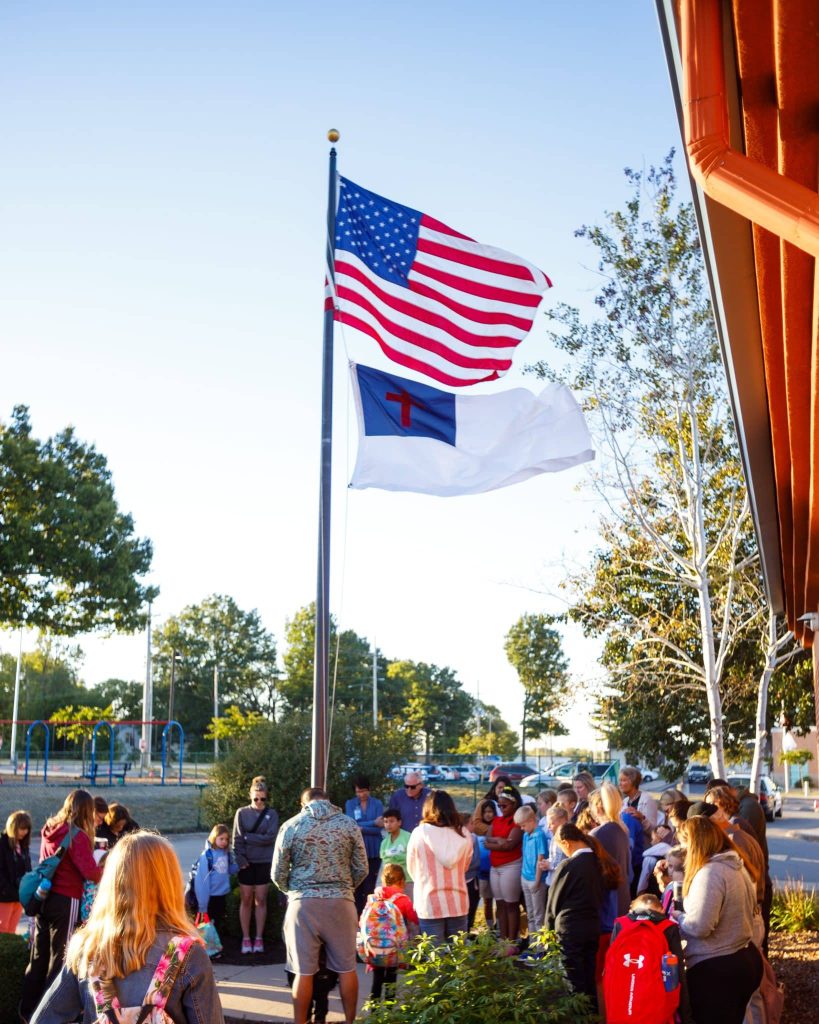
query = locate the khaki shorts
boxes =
[490,861,522,903]
[283,897,358,975]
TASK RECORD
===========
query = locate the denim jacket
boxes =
[29,932,224,1024]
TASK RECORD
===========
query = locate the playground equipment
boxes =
[24,720,50,783]
[161,721,185,786]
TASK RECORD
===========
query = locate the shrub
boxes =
[361,929,596,1024]
[0,932,29,1020]
[202,709,410,826]
[770,880,819,932]
[222,881,285,940]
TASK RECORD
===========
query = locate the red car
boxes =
[488,762,533,784]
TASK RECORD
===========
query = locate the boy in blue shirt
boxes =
[514,805,549,933]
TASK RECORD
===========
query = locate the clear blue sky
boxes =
[0,2,684,749]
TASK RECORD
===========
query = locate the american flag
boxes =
[325,177,552,387]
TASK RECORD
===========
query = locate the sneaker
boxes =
[241,938,252,954]
[253,937,264,953]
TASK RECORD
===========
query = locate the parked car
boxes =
[521,760,618,789]
[488,762,535,784]
[393,763,429,782]
[455,765,481,782]
[686,764,713,785]
[640,768,660,783]
[727,774,783,822]
[432,765,460,781]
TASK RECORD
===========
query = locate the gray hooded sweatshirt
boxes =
[675,850,756,967]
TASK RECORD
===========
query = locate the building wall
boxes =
[770,726,818,788]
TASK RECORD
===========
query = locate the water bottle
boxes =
[661,952,679,991]
[34,877,52,902]
[672,881,683,912]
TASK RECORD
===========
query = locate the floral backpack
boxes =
[90,935,195,1024]
[356,893,409,969]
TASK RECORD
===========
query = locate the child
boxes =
[461,813,482,930]
[637,824,675,895]
[380,809,413,899]
[286,944,338,1024]
[654,845,686,915]
[368,864,418,1001]
[194,823,238,937]
[607,893,693,1024]
[556,788,578,820]
[470,799,497,930]
[538,804,569,887]
[515,805,549,934]
[536,790,557,835]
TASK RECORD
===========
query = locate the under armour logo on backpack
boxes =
[623,954,645,968]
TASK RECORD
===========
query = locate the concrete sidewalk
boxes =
[214,960,371,1022]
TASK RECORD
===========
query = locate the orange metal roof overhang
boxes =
[655,0,819,722]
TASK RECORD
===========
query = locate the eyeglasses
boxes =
[405,783,421,790]
[252,796,266,803]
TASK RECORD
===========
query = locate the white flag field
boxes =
[349,363,594,497]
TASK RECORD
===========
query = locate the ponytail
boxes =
[556,822,623,891]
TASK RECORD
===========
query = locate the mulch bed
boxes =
[768,931,819,1024]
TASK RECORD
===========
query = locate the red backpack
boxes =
[603,915,680,1024]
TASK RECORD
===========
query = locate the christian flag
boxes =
[349,363,594,496]
[327,178,552,387]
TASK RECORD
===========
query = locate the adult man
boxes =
[387,770,431,832]
[618,766,658,837]
[272,787,368,1024]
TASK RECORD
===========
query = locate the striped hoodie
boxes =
[406,823,472,920]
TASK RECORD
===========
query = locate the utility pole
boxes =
[10,628,23,772]
[372,642,378,729]
[169,648,178,723]
[213,664,220,760]
[141,602,153,772]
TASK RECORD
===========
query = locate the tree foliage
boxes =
[203,710,412,825]
[390,660,473,755]
[456,702,519,760]
[152,594,278,742]
[504,613,570,746]
[530,155,765,777]
[0,406,156,633]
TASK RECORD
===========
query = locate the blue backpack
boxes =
[183,847,213,913]
[19,826,75,913]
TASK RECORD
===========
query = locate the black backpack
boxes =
[183,847,214,913]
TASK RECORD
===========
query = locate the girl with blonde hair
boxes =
[30,831,222,1024]
[20,790,103,1022]
[0,809,32,933]
[672,816,762,1024]
[193,823,238,937]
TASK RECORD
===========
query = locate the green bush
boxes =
[222,881,286,940]
[770,880,819,932]
[0,932,29,1020]
[202,710,410,826]
[360,929,596,1024]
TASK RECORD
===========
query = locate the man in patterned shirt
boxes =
[272,787,368,1024]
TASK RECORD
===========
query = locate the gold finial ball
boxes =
[327,129,340,143]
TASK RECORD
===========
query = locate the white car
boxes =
[455,765,481,782]
[431,765,460,781]
[727,774,783,822]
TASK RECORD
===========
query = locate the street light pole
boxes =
[372,643,378,730]
[9,628,23,771]
[141,602,153,772]
[169,649,177,723]
[213,664,219,760]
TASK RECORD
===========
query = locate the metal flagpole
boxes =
[311,130,339,789]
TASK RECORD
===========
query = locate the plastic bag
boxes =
[195,913,222,958]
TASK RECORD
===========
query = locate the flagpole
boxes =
[311,130,339,789]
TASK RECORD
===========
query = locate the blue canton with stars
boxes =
[335,176,422,288]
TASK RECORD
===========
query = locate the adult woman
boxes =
[571,771,596,822]
[232,775,279,954]
[589,783,630,916]
[30,831,223,1024]
[344,774,384,916]
[483,786,523,946]
[95,803,139,849]
[20,790,104,1023]
[658,787,685,825]
[0,810,32,934]
[672,816,763,1024]
[406,790,472,941]
[545,823,619,1004]
[484,775,513,811]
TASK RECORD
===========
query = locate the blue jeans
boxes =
[417,915,468,942]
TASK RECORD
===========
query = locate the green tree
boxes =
[205,705,267,746]
[51,702,114,765]
[203,709,412,826]
[389,660,473,755]
[278,603,401,718]
[456,702,519,760]
[533,155,764,778]
[87,678,144,720]
[0,638,87,740]
[504,614,570,756]
[0,406,156,633]
[152,594,278,743]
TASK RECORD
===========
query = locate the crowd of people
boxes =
[0,765,778,1024]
